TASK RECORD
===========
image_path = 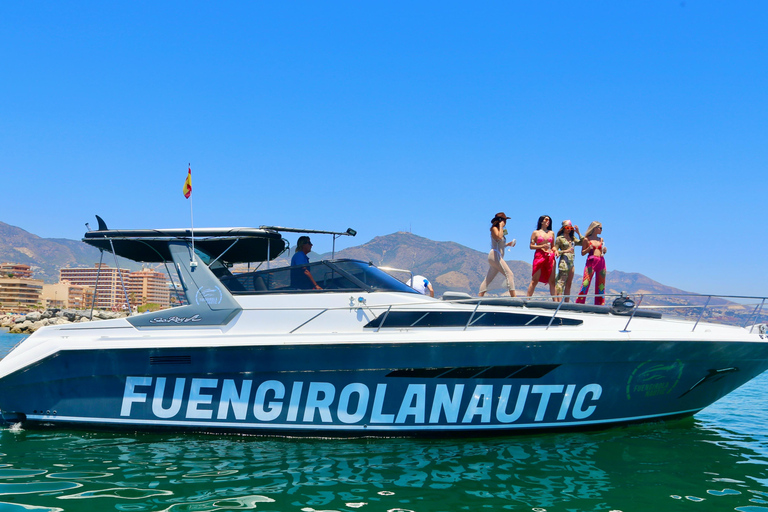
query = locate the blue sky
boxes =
[2,2,766,296]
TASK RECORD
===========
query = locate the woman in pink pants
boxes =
[576,221,607,305]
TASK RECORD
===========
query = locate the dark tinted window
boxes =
[331,261,419,293]
[221,260,419,294]
[365,311,582,328]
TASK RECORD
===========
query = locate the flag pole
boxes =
[184,164,197,267]
[189,163,196,267]
[190,191,196,267]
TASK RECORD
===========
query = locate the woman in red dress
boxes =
[526,215,558,299]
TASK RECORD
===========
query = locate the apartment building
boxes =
[0,276,43,313]
[60,264,132,311]
[41,282,94,310]
[0,263,33,279]
[127,268,171,308]
[60,264,170,310]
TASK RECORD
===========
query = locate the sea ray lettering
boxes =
[149,315,202,324]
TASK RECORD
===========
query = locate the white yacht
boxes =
[0,218,766,435]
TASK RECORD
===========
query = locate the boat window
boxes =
[193,247,213,265]
[365,311,583,328]
[209,260,234,279]
[330,261,418,293]
[220,259,420,294]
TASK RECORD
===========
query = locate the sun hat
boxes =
[493,212,511,222]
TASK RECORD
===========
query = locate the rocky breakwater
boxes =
[1,309,129,334]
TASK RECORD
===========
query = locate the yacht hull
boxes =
[1,338,766,435]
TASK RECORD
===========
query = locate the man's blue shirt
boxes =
[290,252,312,289]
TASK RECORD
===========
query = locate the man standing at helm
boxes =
[408,275,435,297]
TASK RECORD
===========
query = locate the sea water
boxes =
[0,330,766,512]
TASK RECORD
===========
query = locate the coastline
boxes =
[0,309,128,334]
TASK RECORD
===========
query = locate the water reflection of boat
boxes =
[0,219,766,435]
[0,419,766,511]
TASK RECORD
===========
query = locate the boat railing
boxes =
[449,292,767,333]
[616,293,766,333]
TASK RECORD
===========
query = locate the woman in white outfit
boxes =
[478,212,517,297]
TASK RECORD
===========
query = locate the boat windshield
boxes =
[219,259,420,294]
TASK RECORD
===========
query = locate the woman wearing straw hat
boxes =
[575,221,607,305]
[478,212,517,297]
[554,219,581,302]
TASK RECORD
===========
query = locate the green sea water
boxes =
[0,331,766,512]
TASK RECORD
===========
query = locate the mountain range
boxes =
[0,221,692,302]
[0,222,105,282]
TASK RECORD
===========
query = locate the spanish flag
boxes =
[183,166,192,199]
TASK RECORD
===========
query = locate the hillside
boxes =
[0,222,104,283]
